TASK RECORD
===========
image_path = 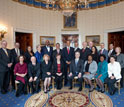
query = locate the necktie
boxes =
[108,50,111,57]
[75,59,78,67]
[82,49,85,52]
[4,49,8,57]
[67,48,70,54]
[17,49,20,56]
[100,50,103,54]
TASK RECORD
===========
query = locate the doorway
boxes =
[108,31,124,53]
[15,32,33,52]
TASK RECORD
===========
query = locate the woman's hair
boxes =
[110,55,116,60]
[36,44,41,49]
[116,47,121,53]
[99,54,106,60]
[26,46,33,53]
[18,55,25,62]
[56,54,61,57]
[87,54,93,59]
[43,54,50,60]
[91,46,98,54]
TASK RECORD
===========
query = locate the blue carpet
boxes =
[0,88,124,107]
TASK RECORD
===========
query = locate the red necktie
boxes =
[100,50,103,54]
[82,49,85,53]
[67,48,70,54]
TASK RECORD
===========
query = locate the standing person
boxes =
[88,41,94,50]
[68,51,84,91]
[80,42,91,62]
[52,43,63,63]
[62,40,74,85]
[25,46,34,64]
[106,56,121,95]
[42,40,53,61]
[41,54,52,93]
[115,47,124,88]
[91,46,98,63]
[83,54,97,92]
[14,56,28,97]
[108,43,116,62]
[74,42,80,52]
[53,54,64,90]
[28,56,41,93]
[34,44,43,64]
[11,42,24,89]
[0,40,13,94]
[95,54,108,93]
[98,43,108,62]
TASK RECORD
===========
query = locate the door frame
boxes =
[12,28,37,52]
[104,27,124,49]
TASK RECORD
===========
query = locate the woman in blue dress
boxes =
[34,45,43,64]
[95,54,108,93]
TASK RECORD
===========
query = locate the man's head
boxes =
[1,40,7,49]
[14,42,20,49]
[56,43,60,50]
[66,40,70,47]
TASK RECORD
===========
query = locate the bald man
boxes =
[28,56,41,93]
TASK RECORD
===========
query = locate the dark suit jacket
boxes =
[108,49,116,62]
[98,49,108,61]
[80,47,91,61]
[0,48,13,72]
[41,61,52,79]
[62,47,74,63]
[70,59,84,75]
[42,46,53,57]
[28,63,41,78]
[53,60,64,76]
[24,51,34,64]
[52,49,63,62]
[11,48,24,65]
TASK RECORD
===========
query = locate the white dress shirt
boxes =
[15,48,20,56]
[108,61,121,80]
[46,46,50,52]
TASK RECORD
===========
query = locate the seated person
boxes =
[53,54,64,90]
[41,54,52,93]
[28,56,41,93]
[83,54,97,92]
[95,54,108,93]
[14,55,28,97]
[105,56,121,95]
[68,51,84,91]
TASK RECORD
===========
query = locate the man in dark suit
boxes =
[98,43,108,62]
[88,41,94,50]
[42,40,53,61]
[62,40,74,85]
[11,42,24,89]
[0,40,13,94]
[68,51,84,91]
[108,43,116,62]
[52,43,63,62]
[74,42,80,53]
[80,42,91,61]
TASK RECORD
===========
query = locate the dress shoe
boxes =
[78,87,82,91]
[1,90,7,94]
[16,93,20,97]
[24,91,28,95]
[101,90,105,93]
[69,87,72,90]
[44,91,47,94]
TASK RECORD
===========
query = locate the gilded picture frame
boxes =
[40,36,56,47]
[85,35,100,46]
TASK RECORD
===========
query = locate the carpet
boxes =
[24,87,113,107]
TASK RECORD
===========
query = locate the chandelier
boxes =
[43,0,89,17]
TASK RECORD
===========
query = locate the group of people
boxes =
[0,39,124,97]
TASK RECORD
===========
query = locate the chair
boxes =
[73,76,78,87]
[115,79,121,95]
[15,80,29,93]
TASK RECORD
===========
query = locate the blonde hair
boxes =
[36,44,41,49]
[116,47,121,52]
[43,54,50,60]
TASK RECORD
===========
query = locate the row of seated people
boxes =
[15,52,121,97]
[0,40,124,97]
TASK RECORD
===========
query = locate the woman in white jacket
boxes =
[106,56,121,95]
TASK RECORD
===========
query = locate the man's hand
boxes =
[34,77,37,81]
[8,63,12,67]
[78,73,82,78]
[85,72,90,75]
[29,77,33,82]
[68,73,72,77]
[110,76,115,79]
[47,72,51,75]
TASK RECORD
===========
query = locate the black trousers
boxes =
[68,74,83,88]
[0,71,10,92]
[105,78,116,94]
[10,70,15,89]
[120,68,124,87]
[55,75,63,89]
[29,79,40,92]
[64,63,70,85]
[16,81,27,94]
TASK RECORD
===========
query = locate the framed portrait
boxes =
[85,35,100,46]
[40,36,56,47]
[63,12,77,29]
